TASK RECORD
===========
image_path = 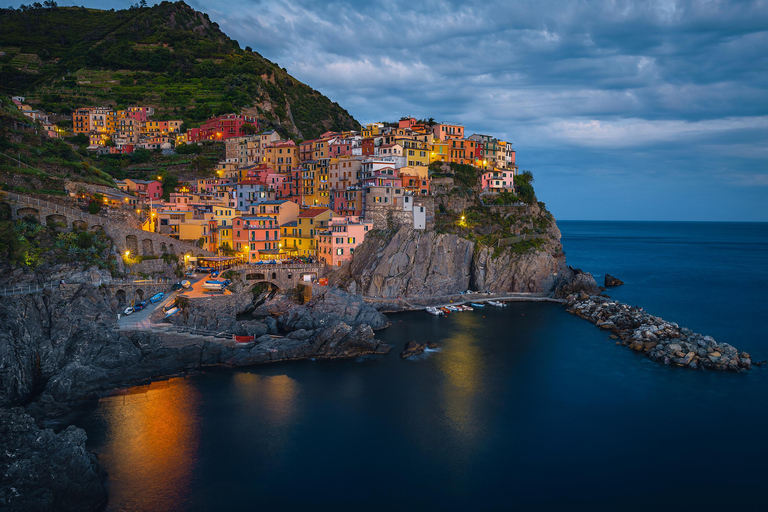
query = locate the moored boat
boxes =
[426,306,443,316]
[470,302,485,308]
[488,300,507,307]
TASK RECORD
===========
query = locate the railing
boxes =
[0,281,60,296]
[0,277,174,296]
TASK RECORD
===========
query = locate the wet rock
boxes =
[400,341,428,358]
[564,293,753,372]
[0,408,107,512]
[604,274,625,287]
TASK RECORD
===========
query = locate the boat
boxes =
[426,306,443,316]
[463,305,474,311]
[440,307,451,315]
[149,292,164,304]
[163,307,179,318]
[470,302,485,308]
[123,307,134,315]
[488,300,507,307]
[202,282,223,290]
[181,280,191,289]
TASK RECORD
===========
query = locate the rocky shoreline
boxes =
[0,282,392,511]
[565,293,755,371]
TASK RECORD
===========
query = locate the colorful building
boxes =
[187,114,257,142]
[317,216,374,267]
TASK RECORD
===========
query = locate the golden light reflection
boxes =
[99,378,201,512]
[437,313,483,440]
[233,372,298,426]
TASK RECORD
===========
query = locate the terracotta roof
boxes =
[298,207,332,218]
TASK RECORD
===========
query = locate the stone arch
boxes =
[141,238,154,256]
[16,207,39,223]
[45,214,68,230]
[90,225,104,232]
[160,242,167,254]
[72,219,87,231]
[125,235,139,255]
[115,289,127,306]
[135,289,144,301]
[271,272,277,280]
[251,281,280,293]
[0,202,12,221]
[246,273,266,281]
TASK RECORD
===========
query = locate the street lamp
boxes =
[125,250,130,257]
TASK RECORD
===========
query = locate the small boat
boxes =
[440,307,451,315]
[463,305,474,311]
[488,300,507,307]
[163,307,179,318]
[181,280,191,289]
[149,292,164,304]
[123,307,134,315]
[202,282,223,290]
[470,302,485,308]
[426,306,443,316]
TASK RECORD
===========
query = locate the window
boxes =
[336,248,344,255]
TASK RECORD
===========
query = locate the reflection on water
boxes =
[98,378,201,512]
[437,313,483,440]
[232,372,298,426]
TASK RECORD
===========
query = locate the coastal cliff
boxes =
[338,201,580,299]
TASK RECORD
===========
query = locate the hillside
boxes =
[0,1,359,139]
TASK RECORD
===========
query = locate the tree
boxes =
[191,155,212,174]
[88,201,101,214]
[139,0,147,6]
[241,123,257,135]
[245,46,253,53]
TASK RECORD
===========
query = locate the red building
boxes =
[187,114,257,142]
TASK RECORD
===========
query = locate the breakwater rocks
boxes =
[566,294,752,371]
[0,408,107,512]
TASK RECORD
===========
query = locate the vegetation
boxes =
[0,1,359,139]
[0,209,115,271]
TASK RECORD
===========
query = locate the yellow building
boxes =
[280,207,333,258]
[362,123,383,138]
[398,138,430,167]
[428,138,449,163]
[213,206,237,250]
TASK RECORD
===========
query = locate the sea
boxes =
[74,221,768,511]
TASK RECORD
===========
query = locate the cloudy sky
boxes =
[7,0,768,220]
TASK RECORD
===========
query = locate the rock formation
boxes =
[339,214,574,299]
[604,274,625,287]
[0,407,107,512]
[565,294,751,371]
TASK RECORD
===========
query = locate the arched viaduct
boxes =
[2,192,214,258]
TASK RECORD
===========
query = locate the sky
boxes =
[5,0,768,221]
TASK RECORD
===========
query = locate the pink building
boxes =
[317,216,374,267]
[398,117,417,129]
[481,169,515,193]
[329,138,356,157]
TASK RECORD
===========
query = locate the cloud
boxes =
[3,0,766,217]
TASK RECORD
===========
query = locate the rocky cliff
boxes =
[339,202,576,299]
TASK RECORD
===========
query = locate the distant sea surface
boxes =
[76,221,768,511]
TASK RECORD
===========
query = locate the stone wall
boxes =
[364,196,435,231]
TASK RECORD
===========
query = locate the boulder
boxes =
[604,274,625,287]
[400,341,428,358]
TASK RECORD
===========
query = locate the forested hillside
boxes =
[0,1,359,139]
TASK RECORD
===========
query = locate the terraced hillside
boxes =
[0,1,359,139]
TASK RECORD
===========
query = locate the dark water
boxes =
[76,222,768,511]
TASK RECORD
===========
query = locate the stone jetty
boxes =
[565,293,752,371]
